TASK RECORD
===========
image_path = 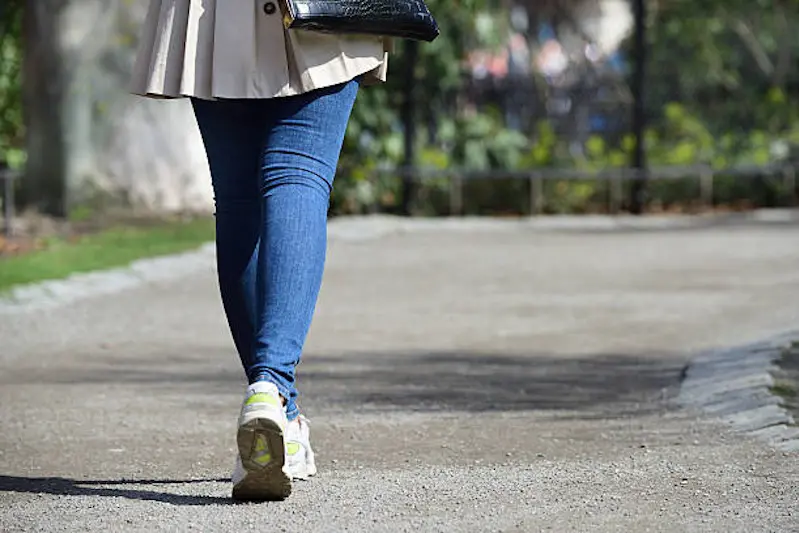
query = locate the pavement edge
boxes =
[678,331,799,453]
[2,211,797,314]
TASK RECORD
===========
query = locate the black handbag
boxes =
[278,0,440,43]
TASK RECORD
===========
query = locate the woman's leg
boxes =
[250,80,360,421]
[193,83,358,499]
[191,98,263,373]
[192,80,359,422]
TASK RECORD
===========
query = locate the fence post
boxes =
[450,174,463,216]
[609,171,623,214]
[700,167,714,208]
[784,164,797,206]
[2,170,13,238]
[400,40,419,217]
[529,174,543,215]
[629,0,648,214]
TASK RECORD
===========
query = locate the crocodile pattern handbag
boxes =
[278,0,440,42]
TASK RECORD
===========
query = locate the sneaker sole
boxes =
[286,463,316,481]
[233,418,291,502]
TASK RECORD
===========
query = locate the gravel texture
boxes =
[1,214,799,532]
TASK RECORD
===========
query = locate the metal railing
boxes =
[377,162,798,216]
[0,163,795,231]
[0,167,18,238]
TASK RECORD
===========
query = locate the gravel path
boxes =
[2,215,798,532]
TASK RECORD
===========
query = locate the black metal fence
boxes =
[3,1,799,222]
[382,162,798,217]
[389,0,799,216]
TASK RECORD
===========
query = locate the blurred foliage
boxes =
[0,0,24,170]
[645,0,799,134]
[1,0,796,216]
[335,0,502,214]
[334,0,799,215]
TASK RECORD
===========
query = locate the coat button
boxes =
[263,2,277,15]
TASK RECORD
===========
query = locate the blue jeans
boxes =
[191,80,360,421]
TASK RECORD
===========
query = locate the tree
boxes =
[0,0,24,170]
[644,0,799,133]
[336,0,502,213]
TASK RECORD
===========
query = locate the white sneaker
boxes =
[231,382,292,501]
[285,415,317,480]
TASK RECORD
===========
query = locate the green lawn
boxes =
[0,217,215,292]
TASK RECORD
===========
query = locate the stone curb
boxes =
[0,217,398,314]
[679,331,799,453]
[0,243,218,314]
[0,217,414,314]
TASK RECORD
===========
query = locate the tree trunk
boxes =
[22,0,67,216]
[22,0,213,217]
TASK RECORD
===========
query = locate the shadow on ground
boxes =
[299,351,682,419]
[3,349,685,419]
[0,351,685,506]
[0,475,233,506]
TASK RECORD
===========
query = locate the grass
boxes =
[771,383,797,399]
[0,217,215,292]
[772,343,799,426]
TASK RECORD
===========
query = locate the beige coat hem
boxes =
[130,59,388,101]
[130,0,390,101]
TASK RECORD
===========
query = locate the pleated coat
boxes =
[130,0,390,99]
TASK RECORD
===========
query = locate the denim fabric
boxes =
[192,80,359,420]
